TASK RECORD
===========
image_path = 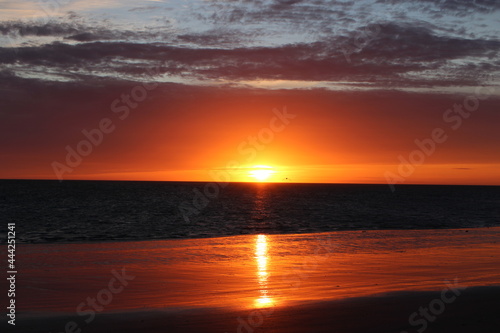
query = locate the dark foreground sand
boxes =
[3,228,500,332]
[11,286,500,333]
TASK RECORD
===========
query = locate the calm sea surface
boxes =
[1,180,499,244]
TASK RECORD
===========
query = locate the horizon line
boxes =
[1,178,499,187]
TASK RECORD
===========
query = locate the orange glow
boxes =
[249,165,276,182]
[3,91,500,185]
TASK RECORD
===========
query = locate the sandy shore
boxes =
[11,286,500,333]
[3,227,500,332]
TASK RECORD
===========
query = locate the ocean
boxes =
[3,180,500,333]
[1,179,499,244]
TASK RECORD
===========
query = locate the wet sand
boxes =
[4,227,500,332]
[12,286,500,332]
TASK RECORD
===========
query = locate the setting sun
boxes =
[249,165,276,182]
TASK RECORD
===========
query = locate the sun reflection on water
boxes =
[255,234,274,307]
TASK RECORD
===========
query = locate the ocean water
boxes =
[1,180,499,244]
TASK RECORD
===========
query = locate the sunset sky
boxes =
[1,0,499,184]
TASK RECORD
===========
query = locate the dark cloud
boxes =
[375,0,500,22]
[0,20,176,43]
[1,20,498,88]
[65,32,100,42]
[0,21,79,37]
[196,0,499,41]
[415,0,500,14]
[270,0,307,10]
[176,29,255,47]
[128,6,163,12]
[353,23,500,62]
[200,0,356,31]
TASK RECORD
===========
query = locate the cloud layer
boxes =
[0,0,499,89]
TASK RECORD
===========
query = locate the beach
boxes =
[3,0,500,331]
[4,227,500,332]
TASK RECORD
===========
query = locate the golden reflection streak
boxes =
[255,234,273,307]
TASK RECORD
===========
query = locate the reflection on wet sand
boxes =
[255,234,273,307]
[12,228,500,313]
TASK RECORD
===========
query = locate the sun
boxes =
[249,165,275,182]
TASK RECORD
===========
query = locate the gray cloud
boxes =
[0,20,176,43]
[0,21,79,37]
[412,0,500,14]
[1,20,498,89]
